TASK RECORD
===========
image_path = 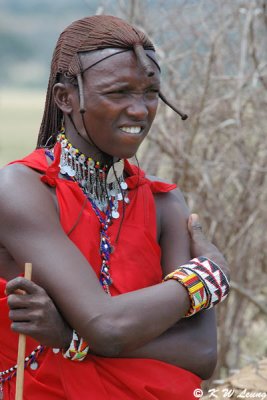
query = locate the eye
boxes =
[145,88,160,99]
[104,89,128,99]
[106,88,128,94]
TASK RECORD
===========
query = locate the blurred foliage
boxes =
[128,0,267,384]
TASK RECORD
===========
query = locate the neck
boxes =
[54,132,130,215]
[64,117,114,166]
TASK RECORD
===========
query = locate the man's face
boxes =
[69,49,161,159]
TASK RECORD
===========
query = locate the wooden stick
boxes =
[15,263,32,400]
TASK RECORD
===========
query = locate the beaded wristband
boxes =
[62,330,89,361]
[163,256,230,317]
[164,268,208,316]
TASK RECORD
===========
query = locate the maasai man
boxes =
[0,15,229,399]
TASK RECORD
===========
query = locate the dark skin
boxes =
[0,49,229,379]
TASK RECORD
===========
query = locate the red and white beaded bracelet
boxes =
[163,256,230,317]
[62,330,90,362]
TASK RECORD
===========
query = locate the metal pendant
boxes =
[106,160,124,184]
[60,164,75,177]
[120,181,128,190]
[117,193,123,201]
[112,210,120,219]
[30,361,39,371]
[109,189,117,197]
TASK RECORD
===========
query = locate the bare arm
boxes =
[103,187,218,379]
[98,187,217,378]
[119,311,217,380]
[4,176,218,378]
[0,164,190,356]
[117,184,217,379]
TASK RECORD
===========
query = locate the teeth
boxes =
[120,126,141,134]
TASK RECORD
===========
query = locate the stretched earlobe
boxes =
[53,83,73,114]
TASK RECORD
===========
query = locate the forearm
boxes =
[6,273,190,357]
[44,308,217,380]
[51,284,191,355]
[113,309,217,380]
[119,323,196,365]
[80,280,190,356]
[51,298,216,379]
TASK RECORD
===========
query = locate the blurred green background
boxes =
[0,0,114,165]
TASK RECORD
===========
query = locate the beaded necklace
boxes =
[0,345,45,399]
[57,132,130,218]
[48,133,130,293]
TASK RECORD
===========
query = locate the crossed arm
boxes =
[0,164,219,379]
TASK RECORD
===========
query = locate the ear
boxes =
[53,83,75,114]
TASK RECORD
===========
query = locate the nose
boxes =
[125,94,149,120]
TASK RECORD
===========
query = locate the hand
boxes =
[188,213,230,280]
[6,277,72,348]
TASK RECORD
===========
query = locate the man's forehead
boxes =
[79,48,159,74]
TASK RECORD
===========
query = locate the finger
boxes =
[7,293,34,309]
[6,277,44,296]
[188,213,203,237]
[4,288,25,296]
[10,321,36,335]
[9,308,31,322]
[9,307,44,321]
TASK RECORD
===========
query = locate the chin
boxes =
[113,149,138,160]
[105,144,140,160]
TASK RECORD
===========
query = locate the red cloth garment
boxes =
[0,145,201,399]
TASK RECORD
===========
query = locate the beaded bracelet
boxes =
[62,330,89,361]
[163,256,230,317]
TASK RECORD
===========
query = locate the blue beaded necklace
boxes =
[87,196,113,294]
[45,136,129,294]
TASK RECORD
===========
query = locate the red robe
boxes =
[0,144,201,399]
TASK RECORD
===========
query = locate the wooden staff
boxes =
[15,262,32,400]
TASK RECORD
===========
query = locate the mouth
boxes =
[119,126,143,135]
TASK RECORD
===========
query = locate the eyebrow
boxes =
[96,80,161,92]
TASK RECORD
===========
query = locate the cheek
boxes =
[83,102,115,127]
[148,99,159,121]
[87,99,120,122]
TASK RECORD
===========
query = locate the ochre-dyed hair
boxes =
[37,15,156,148]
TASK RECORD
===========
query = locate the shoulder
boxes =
[145,174,166,183]
[0,163,49,199]
[0,164,38,202]
[0,164,57,236]
[146,174,189,214]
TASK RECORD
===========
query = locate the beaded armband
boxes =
[163,256,230,317]
[62,330,89,362]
